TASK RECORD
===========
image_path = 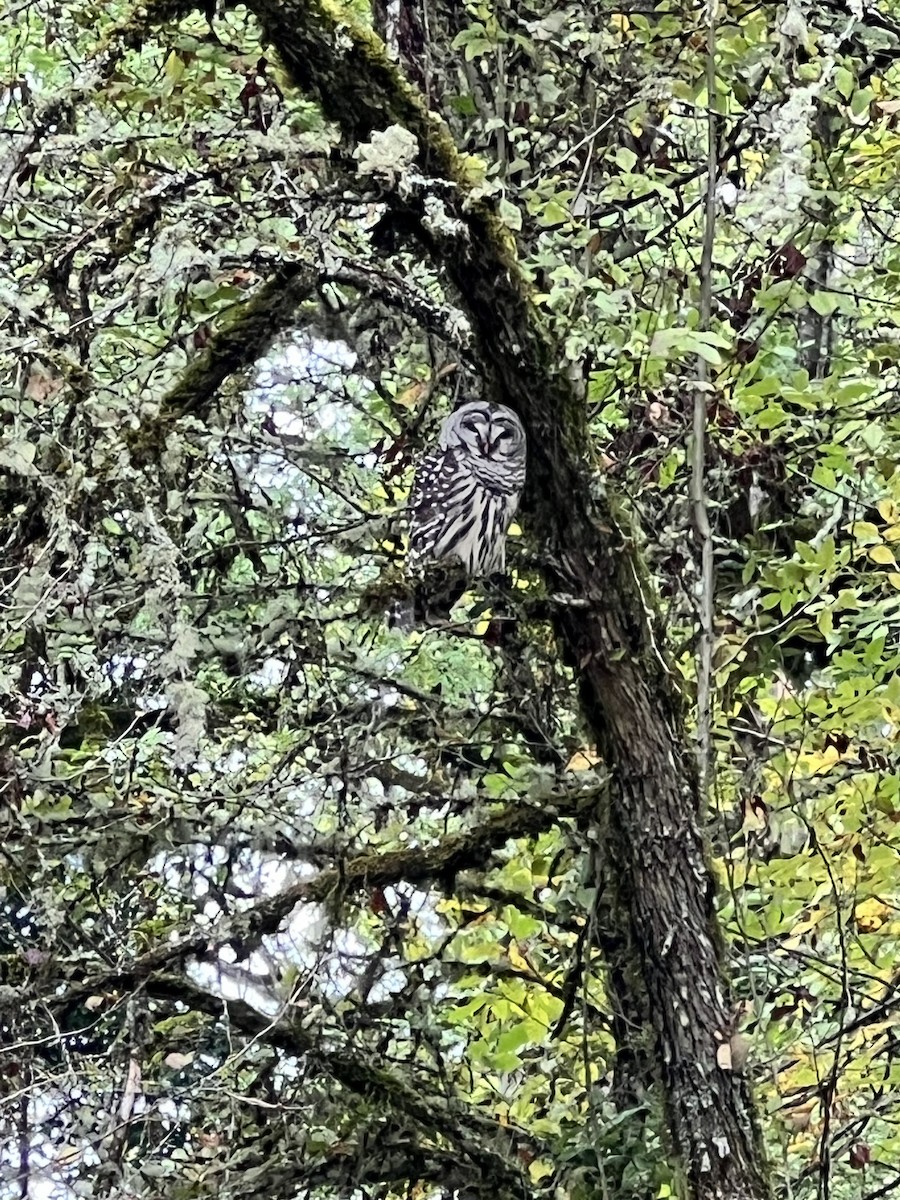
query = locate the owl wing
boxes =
[407,445,444,526]
[407,445,467,565]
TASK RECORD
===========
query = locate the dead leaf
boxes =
[784,1101,816,1131]
[25,367,62,403]
[849,1142,871,1169]
[394,380,429,409]
[566,748,602,771]
[164,1051,195,1070]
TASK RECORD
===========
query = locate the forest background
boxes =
[2,2,900,1200]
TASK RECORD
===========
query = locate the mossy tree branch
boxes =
[47,788,595,1012]
[142,975,546,1200]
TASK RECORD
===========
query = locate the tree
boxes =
[2,3,900,1200]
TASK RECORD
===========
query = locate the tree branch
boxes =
[142,974,544,1200]
[690,0,718,796]
[46,787,599,1011]
[127,256,323,464]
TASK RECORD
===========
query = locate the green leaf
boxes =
[484,772,510,797]
[835,66,854,101]
[496,1019,544,1053]
[504,906,542,939]
[808,291,839,316]
[448,996,490,1024]
[465,37,494,60]
[755,405,788,430]
[648,327,729,365]
[851,87,875,118]
[614,146,638,172]
[536,199,569,227]
[451,92,478,116]
[497,196,522,231]
[658,448,684,489]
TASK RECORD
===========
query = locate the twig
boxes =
[690,0,718,800]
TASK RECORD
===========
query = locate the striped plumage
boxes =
[408,401,526,575]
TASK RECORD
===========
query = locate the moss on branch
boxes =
[48,788,597,1008]
[127,258,321,464]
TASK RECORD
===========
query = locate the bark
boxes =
[233,3,773,1198]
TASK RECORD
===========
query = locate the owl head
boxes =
[439,401,525,461]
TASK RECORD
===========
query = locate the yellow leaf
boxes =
[869,544,896,566]
[852,522,882,546]
[884,523,900,542]
[888,573,900,590]
[804,744,840,773]
[610,13,630,31]
[855,898,890,932]
[529,1161,554,1182]
[394,381,427,409]
[877,498,896,522]
[566,748,602,771]
[508,941,532,973]
[163,51,185,82]
[742,148,766,186]
[459,153,488,186]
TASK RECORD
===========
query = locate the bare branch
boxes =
[690,0,718,797]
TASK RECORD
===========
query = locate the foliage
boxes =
[2,2,900,1200]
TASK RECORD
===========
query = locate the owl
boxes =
[407,401,526,575]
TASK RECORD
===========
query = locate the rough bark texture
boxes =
[231,4,772,1198]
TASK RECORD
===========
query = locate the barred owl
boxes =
[408,401,526,575]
